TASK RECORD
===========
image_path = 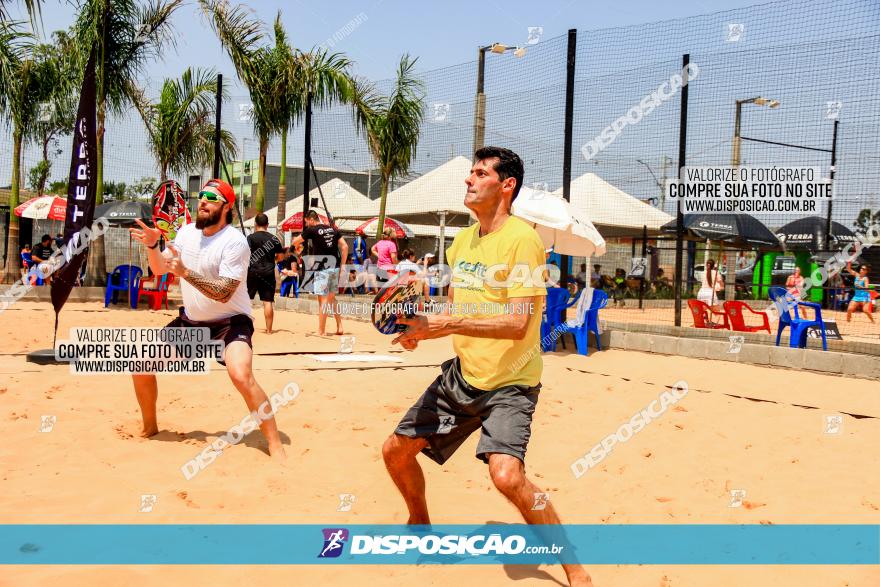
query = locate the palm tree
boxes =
[28,30,78,196]
[200,2,359,222]
[199,0,280,214]
[267,13,298,233]
[74,0,181,284]
[0,0,41,24]
[292,47,358,222]
[0,21,55,283]
[132,67,237,183]
[353,55,425,239]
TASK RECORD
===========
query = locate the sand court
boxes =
[1,301,878,586]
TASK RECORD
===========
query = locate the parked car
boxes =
[693,263,727,286]
[734,255,819,295]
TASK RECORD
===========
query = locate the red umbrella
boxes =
[355,217,414,239]
[281,210,331,232]
[14,196,67,220]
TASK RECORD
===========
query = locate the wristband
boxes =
[147,242,159,250]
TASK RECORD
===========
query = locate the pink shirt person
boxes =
[372,229,399,270]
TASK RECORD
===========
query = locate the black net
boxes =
[1,0,878,351]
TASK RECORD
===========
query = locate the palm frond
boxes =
[0,0,42,27]
[74,0,182,116]
[0,20,33,118]
[197,0,264,86]
[300,46,356,109]
[360,54,424,180]
[139,66,235,180]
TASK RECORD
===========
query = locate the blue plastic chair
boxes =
[105,265,142,307]
[541,287,580,352]
[768,286,827,351]
[570,289,609,356]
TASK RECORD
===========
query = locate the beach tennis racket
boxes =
[152,180,191,241]
[371,278,423,334]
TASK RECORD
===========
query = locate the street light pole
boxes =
[732,100,744,167]
[731,96,778,301]
[473,46,487,154]
[472,43,525,155]
[732,96,779,166]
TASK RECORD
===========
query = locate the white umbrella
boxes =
[14,195,67,220]
[512,187,606,257]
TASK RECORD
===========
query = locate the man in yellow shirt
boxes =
[383,147,592,587]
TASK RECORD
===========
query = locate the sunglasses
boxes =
[198,191,226,203]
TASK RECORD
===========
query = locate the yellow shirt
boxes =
[446,216,547,390]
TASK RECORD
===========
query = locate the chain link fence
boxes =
[2,0,878,350]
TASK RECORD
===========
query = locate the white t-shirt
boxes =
[167,223,253,322]
[396,260,421,276]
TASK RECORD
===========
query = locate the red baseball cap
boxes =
[201,178,236,206]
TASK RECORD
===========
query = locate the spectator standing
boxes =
[372,228,399,281]
[293,210,349,335]
[246,213,284,334]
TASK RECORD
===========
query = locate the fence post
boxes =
[673,53,690,327]
[212,74,222,180]
[560,28,577,294]
[824,119,839,251]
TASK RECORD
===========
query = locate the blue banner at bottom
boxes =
[1,525,878,565]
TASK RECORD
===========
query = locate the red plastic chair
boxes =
[136,273,174,310]
[687,299,729,329]
[723,300,771,333]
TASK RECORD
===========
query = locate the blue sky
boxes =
[4,0,878,227]
[23,0,766,84]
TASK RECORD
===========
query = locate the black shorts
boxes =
[394,357,540,465]
[247,271,276,302]
[165,307,254,365]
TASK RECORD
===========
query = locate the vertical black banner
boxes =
[50,51,98,318]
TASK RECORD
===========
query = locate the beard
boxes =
[195,206,223,229]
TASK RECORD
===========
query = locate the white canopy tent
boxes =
[553,173,673,237]
[382,156,476,266]
[334,218,463,239]
[244,178,377,230]
[382,156,474,223]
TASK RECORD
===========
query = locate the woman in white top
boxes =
[697,259,724,309]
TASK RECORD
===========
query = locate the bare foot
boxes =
[269,443,287,459]
[140,424,159,438]
[335,330,344,336]
[563,565,593,587]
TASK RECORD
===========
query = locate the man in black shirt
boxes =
[31,234,54,284]
[246,213,284,334]
[292,210,349,335]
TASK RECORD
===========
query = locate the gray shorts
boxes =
[394,358,540,465]
[312,268,339,296]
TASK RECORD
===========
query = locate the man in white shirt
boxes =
[129,179,285,459]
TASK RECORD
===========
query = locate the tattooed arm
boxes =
[164,244,241,303]
[181,270,240,303]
